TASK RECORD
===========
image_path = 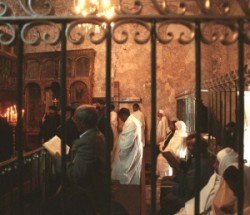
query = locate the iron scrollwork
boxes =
[66,20,107,45]
[201,21,238,45]
[0,23,16,45]
[21,21,61,46]
[195,0,231,15]
[237,0,250,16]
[0,1,10,17]
[156,20,195,45]
[117,0,143,15]
[18,0,53,16]
[111,20,151,44]
[151,0,187,15]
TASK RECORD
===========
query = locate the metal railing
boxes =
[0,147,53,215]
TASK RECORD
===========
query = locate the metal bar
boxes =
[219,91,223,146]
[1,14,250,22]
[223,90,227,145]
[230,89,232,123]
[215,91,219,144]
[237,19,245,215]
[105,23,112,215]
[150,21,157,215]
[16,23,24,215]
[208,91,211,143]
[194,21,201,214]
[60,23,67,188]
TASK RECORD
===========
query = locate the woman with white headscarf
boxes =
[175,147,239,215]
[156,121,187,178]
[211,147,239,215]
[213,160,250,214]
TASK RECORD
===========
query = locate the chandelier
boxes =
[74,0,115,18]
[74,0,115,33]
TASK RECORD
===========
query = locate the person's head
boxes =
[110,104,115,111]
[225,121,236,133]
[157,109,165,118]
[48,105,58,116]
[223,165,239,197]
[132,103,140,112]
[70,102,80,116]
[95,99,105,112]
[174,120,187,137]
[169,120,177,132]
[175,121,186,131]
[185,133,208,155]
[73,105,98,133]
[214,147,238,175]
[118,108,130,122]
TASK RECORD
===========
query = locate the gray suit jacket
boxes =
[67,127,108,214]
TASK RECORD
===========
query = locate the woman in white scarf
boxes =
[176,147,238,215]
[215,162,250,215]
[211,147,239,215]
[156,121,187,178]
[164,121,188,159]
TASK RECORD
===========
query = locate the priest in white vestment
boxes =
[156,109,169,144]
[132,103,146,146]
[110,104,119,164]
[111,108,143,185]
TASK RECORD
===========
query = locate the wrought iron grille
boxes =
[0,0,249,214]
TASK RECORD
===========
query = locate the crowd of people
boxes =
[2,100,250,214]
[40,101,146,215]
[153,110,250,215]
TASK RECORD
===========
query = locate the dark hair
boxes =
[133,103,139,109]
[118,108,130,118]
[110,104,115,111]
[96,99,105,105]
[186,133,208,154]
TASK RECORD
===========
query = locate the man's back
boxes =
[112,114,143,185]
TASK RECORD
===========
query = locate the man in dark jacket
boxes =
[46,105,108,215]
[40,105,60,142]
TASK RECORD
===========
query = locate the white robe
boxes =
[157,116,169,144]
[110,110,118,163]
[176,172,221,215]
[111,115,143,185]
[132,110,146,146]
[156,121,187,178]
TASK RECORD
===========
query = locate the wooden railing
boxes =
[0,147,54,215]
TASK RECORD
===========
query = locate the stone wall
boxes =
[2,0,249,143]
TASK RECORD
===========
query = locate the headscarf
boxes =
[159,109,165,115]
[164,121,187,159]
[212,148,239,214]
[217,147,238,176]
[174,121,187,138]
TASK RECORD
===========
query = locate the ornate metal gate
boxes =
[0,1,249,214]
